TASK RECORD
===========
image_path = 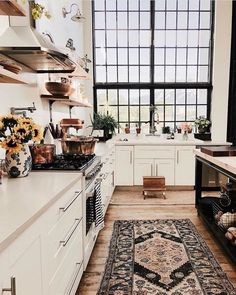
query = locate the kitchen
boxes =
[1,0,236,295]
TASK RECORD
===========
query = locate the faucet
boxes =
[10,102,36,118]
[149,105,160,135]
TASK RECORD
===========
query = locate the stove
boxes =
[32,154,97,172]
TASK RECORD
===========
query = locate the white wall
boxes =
[211,0,232,141]
[0,0,92,157]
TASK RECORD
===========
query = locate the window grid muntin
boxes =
[93,0,213,128]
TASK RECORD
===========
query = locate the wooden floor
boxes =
[77,189,236,295]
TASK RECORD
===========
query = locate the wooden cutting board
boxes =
[200,146,236,156]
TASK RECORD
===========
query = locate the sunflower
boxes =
[18,117,33,125]
[0,137,22,153]
[14,124,30,135]
[31,124,43,142]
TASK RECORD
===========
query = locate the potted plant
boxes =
[194,116,211,134]
[90,113,119,141]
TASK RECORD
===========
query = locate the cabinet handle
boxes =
[156,164,158,176]
[2,277,16,295]
[60,218,82,247]
[151,164,153,176]
[59,190,82,213]
[177,150,179,164]
[130,151,132,164]
[66,262,82,295]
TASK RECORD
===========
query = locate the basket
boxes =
[212,200,235,231]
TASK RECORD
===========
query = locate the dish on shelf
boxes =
[45,82,71,96]
[0,60,22,74]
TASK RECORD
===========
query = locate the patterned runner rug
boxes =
[98,219,236,295]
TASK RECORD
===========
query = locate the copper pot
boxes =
[29,144,55,164]
[60,137,98,155]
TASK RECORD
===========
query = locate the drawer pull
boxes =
[66,261,83,295]
[59,190,82,213]
[60,218,82,247]
[2,277,16,295]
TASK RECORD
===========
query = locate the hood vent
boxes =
[0,26,76,73]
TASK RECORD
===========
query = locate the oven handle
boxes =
[86,178,102,199]
[59,190,82,213]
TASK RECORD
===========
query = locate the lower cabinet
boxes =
[175,146,195,185]
[115,146,133,185]
[134,158,174,185]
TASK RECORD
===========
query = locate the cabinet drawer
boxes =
[48,222,83,295]
[42,195,83,283]
[42,179,82,232]
[134,146,175,159]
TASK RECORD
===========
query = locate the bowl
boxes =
[45,82,71,96]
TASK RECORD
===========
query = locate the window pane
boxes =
[165,106,175,121]
[187,66,197,82]
[118,12,127,29]
[155,12,165,29]
[177,30,187,46]
[117,0,127,11]
[176,106,185,121]
[189,12,199,29]
[95,12,105,29]
[129,0,139,10]
[199,30,210,47]
[94,0,104,10]
[199,48,209,65]
[165,66,175,82]
[106,0,116,10]
[178,12,187,29]
[166,12,176,29]
[200,12,210,29]
[187,106,196,121]
[107,66,117,82]
[119,89,128,104]
[129,12,139,29]
[188,48,198,65]
[155,89,164,104]
[155,30,165,47]
[155,66,164,82]
[118,66,128,82]
[140,48,150,65]
[109,107,118,120]
[129,30,139,47]
[97,89,107,105]
[166,30,176,47]
[140,0,150,10]
[96,66,106,82]
[178,0,188,10]
[118,30,128,46]
[129,48,139,64]
[197,105,207,117]
[108,90,117,104]
[95,30,105,47]
[188,31,199,47]
[130,106,139,121]
[140,12,150,29]
[129,66,139,82]
[155,0,165,11]
[130,90,139,104]
[189,0,199,10]
[165,90,175,104]
[107,48,116,64]
[155,48,165,64]
[176,89,185,104]
[198,65,209,82]
[166,48,176,65]
[167,0,176,10]
[141,106,150,121]
[106,12,116,29]
[96,48,106,65]
[187,89,197,104]
[140,90,150,104]
[140,31,151,47]
[118,48,128,65]
[107,30,116,46]
[119,106,129,121]
[176,66,186,82]
[197,89,207,104]
[140,66,150,82]
[177,48,187,65]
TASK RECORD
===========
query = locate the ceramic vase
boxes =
[5,144,32,178]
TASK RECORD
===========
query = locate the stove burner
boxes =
[32,154,96,171]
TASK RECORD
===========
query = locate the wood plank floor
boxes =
[77,189,236,295]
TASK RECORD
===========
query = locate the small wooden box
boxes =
[143,176,166,199]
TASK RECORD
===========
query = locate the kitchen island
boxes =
[194,149,236,265]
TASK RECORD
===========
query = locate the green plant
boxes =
[21,1,51,20]
[90,113,119,135]
[194,116,211,128]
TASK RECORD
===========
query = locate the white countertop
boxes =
[0,172,82,252]
[194,149,236,175]
[104,134,231,146]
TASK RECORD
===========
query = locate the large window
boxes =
[93,0,214,131]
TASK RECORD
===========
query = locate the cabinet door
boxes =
[155,159,175,185]
[175,147,195,185]
[9,237,42,295]
[0,250,10,293]
[134,159,154,185]
[115,146,133,185]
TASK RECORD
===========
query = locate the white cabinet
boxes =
[175,146,195,185]
[134,159,153,185]
[134,146,175,185]
[115,146,133,185]
[0,250,10,293]
[155,159,175,185]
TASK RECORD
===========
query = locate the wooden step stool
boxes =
[143,176,166,199]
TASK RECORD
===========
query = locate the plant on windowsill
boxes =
[21,0,51,20]
[194,116,211,134]
[90,112,119,141]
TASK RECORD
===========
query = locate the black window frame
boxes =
[92,0,215,130]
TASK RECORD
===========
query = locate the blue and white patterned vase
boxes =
[5,144,32,178]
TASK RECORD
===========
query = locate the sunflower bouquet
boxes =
[0,115,43,154]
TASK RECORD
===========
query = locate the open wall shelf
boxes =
[0,68,28,84]
[41,95,92,108]
[0,0,26,16]
[68,65,91,80]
